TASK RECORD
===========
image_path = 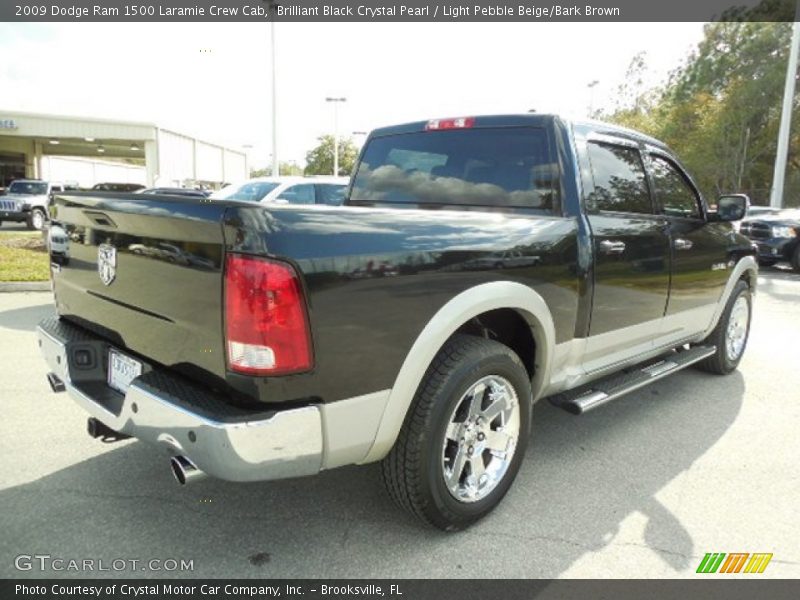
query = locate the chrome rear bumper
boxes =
[37,317,323,482]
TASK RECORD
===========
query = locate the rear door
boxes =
[646,151,729,339]
[583,135,671,371]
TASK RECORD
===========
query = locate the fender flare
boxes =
[360,281,556,463]
[701,255,758,339]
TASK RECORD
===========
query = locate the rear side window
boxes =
[649,155,701,219]
[587,142,652,214]
[350,128,558,211]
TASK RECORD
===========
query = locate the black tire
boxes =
[695,280,752,375]
[757,258,776,268]
[381,334,532,531]
[26,208,46,231]
[791,244,800,273]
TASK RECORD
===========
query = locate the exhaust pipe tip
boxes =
[170,456,206,485]
[47,372,66,393]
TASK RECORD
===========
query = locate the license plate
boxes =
[107,349,142,394]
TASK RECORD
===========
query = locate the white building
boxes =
[0,110,248,190]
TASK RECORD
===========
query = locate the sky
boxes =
[0,22,706,169]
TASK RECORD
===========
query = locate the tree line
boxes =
[599,19,798,207]
[251,135,359,178]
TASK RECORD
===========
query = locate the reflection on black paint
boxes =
[587,143,651,214]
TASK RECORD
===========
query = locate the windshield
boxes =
[8,181,48,195]
[211,181,280,202]
[350,127,558,211]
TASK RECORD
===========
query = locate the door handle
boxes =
[673,238,693,250]
[599,240,626,255]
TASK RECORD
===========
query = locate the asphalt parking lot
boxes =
[0,269,798,579]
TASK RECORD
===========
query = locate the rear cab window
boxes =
[350,126,559,213]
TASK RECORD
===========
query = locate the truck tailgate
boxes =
[50,193,228,388]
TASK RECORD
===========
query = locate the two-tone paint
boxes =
[47,115,756,423]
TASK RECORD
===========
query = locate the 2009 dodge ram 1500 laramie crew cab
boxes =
[38,114,756,530]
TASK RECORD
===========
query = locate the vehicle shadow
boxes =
[0,302,54,332]
[0,369,744,578]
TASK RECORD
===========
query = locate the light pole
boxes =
[770,19,800,208]
[326,97,347,176]
[587,80,599,117]
[270,20,279,177]
[264,1,281,177]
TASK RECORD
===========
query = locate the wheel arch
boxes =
[702,255,758,339]
[361,281,556,464]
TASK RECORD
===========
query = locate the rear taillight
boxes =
[425,117,475,131]
[224,254,312,376]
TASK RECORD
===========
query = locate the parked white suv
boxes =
[0,179,64,230]
[210,176,349,206]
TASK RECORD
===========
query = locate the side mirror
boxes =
[712,194,750,222]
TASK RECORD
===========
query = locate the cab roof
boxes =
[369,113,670,151]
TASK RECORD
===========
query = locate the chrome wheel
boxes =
[442,375,520,503]
[725,295,749,361]
[31,209,45,231]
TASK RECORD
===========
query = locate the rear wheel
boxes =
[695,280,752,374]
[381,334,532,530]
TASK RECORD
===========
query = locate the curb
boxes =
[0,281,50,293]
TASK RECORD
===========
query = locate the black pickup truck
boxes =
[38,114,757,530]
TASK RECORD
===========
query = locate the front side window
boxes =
[211,181,279,202]
[277,184,315,205]
[316,184,346,205]
[351,127,558,211]
[649,155,701,219]
[587,142,652,214]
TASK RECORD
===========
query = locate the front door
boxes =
[647,152,730,341]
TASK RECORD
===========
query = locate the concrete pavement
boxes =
[0,270,798,578]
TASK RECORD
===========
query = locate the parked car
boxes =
[48,224,70,265]
[210,176,349,206]
[739,208,800,270]
[91,183,146,192]
[137,187,211,198]
[0,179,64,230]
[37,114,756,530]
